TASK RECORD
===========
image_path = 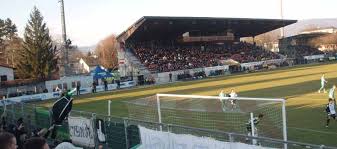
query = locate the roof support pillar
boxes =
[253,36,256,45]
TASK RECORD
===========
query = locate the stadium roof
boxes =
[0,63,14,69]
[117,16,297,42]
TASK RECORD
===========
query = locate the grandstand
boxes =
[131,42,281,72]
[279,33,326,58]
[116,16,296,84]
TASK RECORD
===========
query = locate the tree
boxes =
[4,37,23,67]
[16,7,59,79]
[0,18,19,64]
[4,18,17,40]
[95,34,118,69]
[0,19,5,45]
[0,19,7,62]
[308,33,337,50]
[241,29,281,49]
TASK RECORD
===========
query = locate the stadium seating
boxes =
[130,42,280,73]
[281,45,324,58]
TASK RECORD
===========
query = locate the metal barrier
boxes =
[1,100,337,149]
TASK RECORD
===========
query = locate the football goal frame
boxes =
[155,93,287,148]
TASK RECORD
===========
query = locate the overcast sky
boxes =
[0,0,336,46]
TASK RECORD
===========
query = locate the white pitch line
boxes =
[288,126,337,135]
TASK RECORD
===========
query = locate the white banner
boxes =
[303,54,325,60]
[138,126,275,149]
[68,116,95,147]
[241,59,285,68]
[6,80,135,102]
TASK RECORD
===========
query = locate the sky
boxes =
[0,0,336,46]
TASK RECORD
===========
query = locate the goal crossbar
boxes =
[156,93,285,102]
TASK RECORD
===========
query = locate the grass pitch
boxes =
[39,62,337,146]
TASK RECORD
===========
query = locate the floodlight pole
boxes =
[59,0,67,47]
[280,0,285,38]
[59,0,69,75]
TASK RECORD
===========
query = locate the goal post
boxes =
[126,93,287,148]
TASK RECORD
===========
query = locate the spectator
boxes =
[0,132,17,149]
[92,82,97,93]
[0,116,6,132]
[55,142,82,149]
[23,137,49,149]
[55,86,62,93]
[32,125,54,139]
[116,80,121,89]
[98,145,104,149]
[76,83,80,95]
[38,86,43,94]
[280,45,324,58]
[169,73,172,82]
[104,79,108,91]
[14,118,27,149]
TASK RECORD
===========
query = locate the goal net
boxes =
[125,93,287,144]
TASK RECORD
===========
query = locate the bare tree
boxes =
[95,34,118,69]
[309,33,337,47]
[241,29,281,50]
[4,36,23,67]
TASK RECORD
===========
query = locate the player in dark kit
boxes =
[326,98,336,127]
[246,114,264,137]
[245,113,264,145]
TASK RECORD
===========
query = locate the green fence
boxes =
[1,100,337,149]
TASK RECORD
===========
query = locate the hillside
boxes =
[284,18,337,37]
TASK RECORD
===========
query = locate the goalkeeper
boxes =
[246,113,264,137]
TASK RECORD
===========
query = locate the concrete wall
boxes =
[0,66,14,82]
[45,75,93,92]
[154,65,229,84]
[6,80,135,102]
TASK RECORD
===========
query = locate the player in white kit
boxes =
[328,85,336,100]
[229,89,237,109]
[318,74,328,93]
[219,90,226,111]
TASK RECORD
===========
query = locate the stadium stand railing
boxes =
[1,100,337,149]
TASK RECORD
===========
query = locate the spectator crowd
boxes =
[0,115,83,149]
[280,45,324,58]
[130,42,280,73]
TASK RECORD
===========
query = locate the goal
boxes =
[125,93,287,146]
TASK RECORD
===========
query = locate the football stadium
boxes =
[1,2,337,149]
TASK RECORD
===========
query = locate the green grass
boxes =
[38,62,337,146]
